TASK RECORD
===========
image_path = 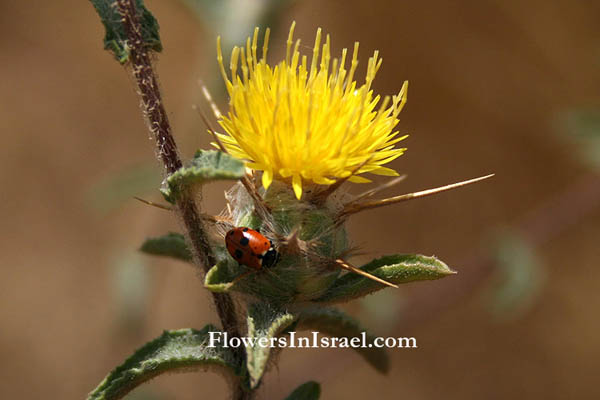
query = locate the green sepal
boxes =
[284,381,321,400]
[162,150,245,203]
[315,254,455,303]
[297,307,389,374]
[88,0,162,64]
[140,232,192,263]
[87,326,240,400]
[246,303,296,388]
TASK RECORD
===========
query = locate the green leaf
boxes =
[284,381,321,400]
[315,254,455,303]
[246,303,296,388]
[483,231,544,321]
[111,252,151,333]
[162,150,245,203]
[204,260,239,292]
[180,0,294,46]
[140,232,192,263]
[297,308,389,374]
[560,107,600,169]
[88,326,240,400]
[89,0,162,63]
[562,108,600,139]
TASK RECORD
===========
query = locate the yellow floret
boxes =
[216,22,408,199]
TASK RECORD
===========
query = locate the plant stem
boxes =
[114,1,250,397]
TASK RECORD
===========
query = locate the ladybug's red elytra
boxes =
[225,227,279,270]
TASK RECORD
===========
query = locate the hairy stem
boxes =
[115,1,250,397]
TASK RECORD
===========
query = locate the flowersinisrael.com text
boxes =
[207,331,417,349]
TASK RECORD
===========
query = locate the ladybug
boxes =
[225,227,279,270]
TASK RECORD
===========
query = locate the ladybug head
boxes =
[261,247,279,268]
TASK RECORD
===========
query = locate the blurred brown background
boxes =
[1,0,599,399]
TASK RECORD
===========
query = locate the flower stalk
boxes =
[113,1,249,397]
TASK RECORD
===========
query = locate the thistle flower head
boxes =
[216,22,408,199]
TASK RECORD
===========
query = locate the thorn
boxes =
[241,173,272,218]
[339,245,368,259]
[341,173,495,216]
[311,156,375,204]
[335,259,398,288]
[198,79,223,119]
[203,214,234,224]
[133,196,173,211]
[192,103,228,153]
[280,228,306,254]
[350,174,407,203]
[134,196,233,225]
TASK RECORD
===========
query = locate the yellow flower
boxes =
[216,22,408,199]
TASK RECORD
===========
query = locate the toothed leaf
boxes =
[316,254,455,303]
[140,232,192,262]
[88,0,162,64]
[297,307,389,373]
[87,326,240,400]
[284,381,321,400]
[162,150,245,203]
[246,303,296,388]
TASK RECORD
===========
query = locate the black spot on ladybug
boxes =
[234,249,243,259]
[243,227,249,232]
[240,237,250,246]
[228,231,234,236]
[264,241,269,247]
